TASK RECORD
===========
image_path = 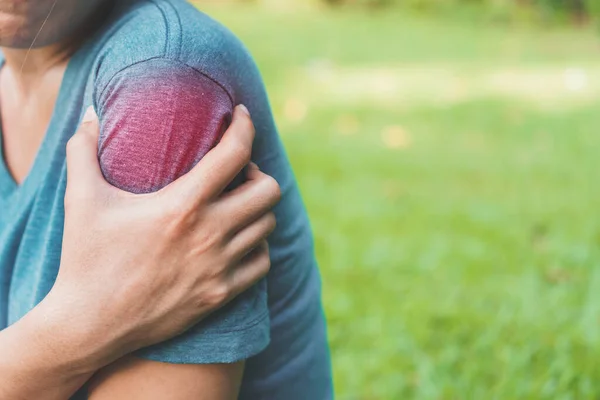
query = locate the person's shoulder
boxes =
[93,0,252,98]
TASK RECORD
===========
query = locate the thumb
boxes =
[65,106,108,196]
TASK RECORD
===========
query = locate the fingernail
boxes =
[82,106,97,123]
[238,104,251,117]
[249,162,260,170]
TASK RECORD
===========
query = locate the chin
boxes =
[0,1,77,49]
[0,12,34,48]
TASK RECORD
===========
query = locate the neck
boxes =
[0,45,70,95]
[1,44,69,72]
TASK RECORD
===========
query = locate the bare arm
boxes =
[88,358,244,400]
[84,60,274,397]
[0,299,99,400]
[0,107,278,400]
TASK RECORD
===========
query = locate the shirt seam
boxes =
[96,57,235,112]
[148,0,183,59]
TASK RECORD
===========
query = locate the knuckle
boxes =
[235,110,255,135]
[261,240,271,254]
[156,204,190,239]
[66,135,84,155]
[264,212,277,233]
[205,284,230,308]
[160,202,183,225]
[232,141,252,165]
[242,116,256,138]
[162,196,195,224]
[262,175,282,203]
[193,229,221,255]
[188,219,224,254]
[259,250,272,275]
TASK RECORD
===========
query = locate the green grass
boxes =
[196,3,600,398]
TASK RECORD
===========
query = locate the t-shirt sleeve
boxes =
[94,57,269,364]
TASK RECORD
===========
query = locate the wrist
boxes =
[0,296,106,399]
[18,295,102,378]
[39,282,146,366]
[21,288,132,380]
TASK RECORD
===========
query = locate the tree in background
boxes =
[319,0,599,23]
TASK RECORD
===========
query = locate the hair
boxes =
[19,0,60,74]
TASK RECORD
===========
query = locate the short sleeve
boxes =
[95,57,269,364]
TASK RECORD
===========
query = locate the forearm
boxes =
[0,298,101,400]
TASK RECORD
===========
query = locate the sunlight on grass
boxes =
[286,63,600,111]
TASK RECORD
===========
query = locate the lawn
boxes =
[196,3,600,398]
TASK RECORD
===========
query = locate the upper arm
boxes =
[92,57,269,383]
[96,58,233,194]
[88,357,244,400]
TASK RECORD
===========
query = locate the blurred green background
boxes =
[195,1,600,398]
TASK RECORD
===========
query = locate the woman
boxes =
[0,0,332,399]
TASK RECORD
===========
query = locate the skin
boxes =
[0,0,111,49]
[0,0,280,398]
[0,106,277,399]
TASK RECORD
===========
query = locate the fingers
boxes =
[167,105,255,202]
[226,212,276,261]
[227,241,271,298]
[217,165,282,233]
[245,160,261,180]
[65,107,109,196]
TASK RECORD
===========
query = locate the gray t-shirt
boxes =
[0,0,332,398]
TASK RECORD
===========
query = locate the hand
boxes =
[39,105,280,372]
